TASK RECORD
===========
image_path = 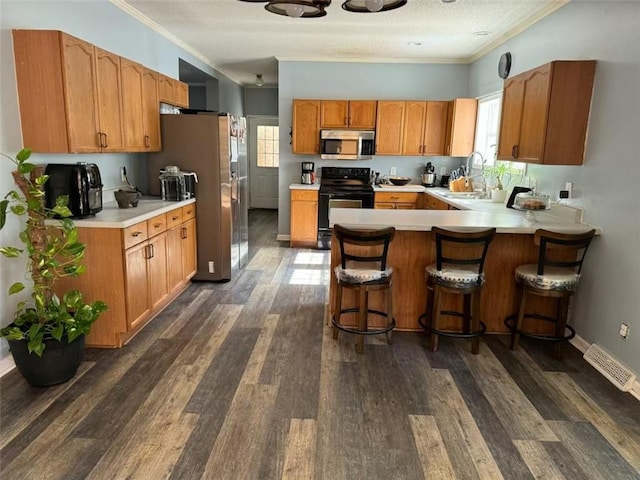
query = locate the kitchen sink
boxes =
[441,192,486,199]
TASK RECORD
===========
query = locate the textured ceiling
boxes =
[117,0,567,86]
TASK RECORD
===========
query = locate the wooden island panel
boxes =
[330,230,558,335]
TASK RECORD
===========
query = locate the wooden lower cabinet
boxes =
[290,190,318,247]
[374,192,419,210]
[423,194,449,210]
[53,204,197,347]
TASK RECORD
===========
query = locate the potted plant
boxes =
[485,161,510,202]
[0,148,107,386]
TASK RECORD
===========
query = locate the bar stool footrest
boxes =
[332,308,395,336]
[418,312,486,338]
[504,314,575,342]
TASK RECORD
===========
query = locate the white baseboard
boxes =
[0,354,16,377]
[571,334,640,402]
[276,234,290,242]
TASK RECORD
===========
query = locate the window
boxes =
[474,92,526,188]
[256,125,279,168]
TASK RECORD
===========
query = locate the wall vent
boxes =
[583,343,636,391]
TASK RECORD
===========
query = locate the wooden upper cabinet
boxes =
[401,101,448,156]
[445,98,478,157]
[292,99,321,154]
[375,101,405,156]
[142,68,161,151]
[121,59,146,151]
[321,100,349,128]
[158,74,190,108]
[12,30,128,153]
[60,34,100,153]
[498,61,596,165]
[95,48,125,152]
[320,100,377,129]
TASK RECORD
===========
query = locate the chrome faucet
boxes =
[465,150,486,177]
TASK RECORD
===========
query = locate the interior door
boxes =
[248,116,279,209]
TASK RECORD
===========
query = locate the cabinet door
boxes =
[423,101,449,156]
[497,75,525,160]
[167,226,184,294]
[349,101,377,129]
[182,218,197,280]
[446,98,477,157]
[124,242,150,330]
[95,48,125,152]
[375,101,405,156]
[518,65,552,163]
[175,81,189,108]
[148,232,170,311]
[292,100,321,154]
[121,59,146,151]
[60,33,100,152]
[290,200,318,245]
[142,68,161,151]
[402,101,427,155]
[158,74,175,104]
[321,100,348,128]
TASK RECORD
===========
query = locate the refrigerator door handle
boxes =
[231,173,238,202]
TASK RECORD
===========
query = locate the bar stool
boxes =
[505,229,596,357]
[332,224,396,354]
[418,227,496,354]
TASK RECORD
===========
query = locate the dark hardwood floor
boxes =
[1,208,639,479]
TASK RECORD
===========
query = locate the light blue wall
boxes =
[0,0,244,362]
[468,1,640,373]
[278,61,471,235]
[245,87,279,116]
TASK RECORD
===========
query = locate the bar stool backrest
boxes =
[533,229,596,276]
[334,224,396,271]
[432,227,497,275]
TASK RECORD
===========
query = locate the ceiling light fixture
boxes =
[440,0,457,4]
[473,31,492,36]
[255,74,264,87]
[408,41,423,46]
[237,0,407,17]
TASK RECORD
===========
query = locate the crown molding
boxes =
[467,0,570,63]
[108,0,244,85]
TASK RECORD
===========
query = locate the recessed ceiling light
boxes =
[473,31,492,36]
[440,0,457,3]
[408,41,423,47]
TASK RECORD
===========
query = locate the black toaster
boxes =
[44,163,103,218]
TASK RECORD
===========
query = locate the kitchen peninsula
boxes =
[329,189,601,334]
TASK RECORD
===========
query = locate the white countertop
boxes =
[46,198,196,228]
[373,184,426,192]
[290,183,320,190]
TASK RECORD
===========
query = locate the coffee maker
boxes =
[301,161,315,185]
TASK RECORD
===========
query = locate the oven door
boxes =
[317,191,373,249]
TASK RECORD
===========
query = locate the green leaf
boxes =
[33,291,46,311]
[8,282,25,295]
[35,174,49,186]
[16,148,31,162]
[5,190,21,201]
[65,229,79,245]
[67,329,81,343]
[55,195,69,207]
[17,162,36,174]
[64,290,83,309]
[28,337,45,357]
[52,205,73,218]
[28,323,41,339]
[65,242,85,256]
[2,327,25,341]
[0,246,22,258]
[0,199,8,229]
[27,198,42,211]
[10,204,25,216]
[51,324,64,341]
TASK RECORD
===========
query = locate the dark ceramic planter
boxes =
[8,334,85,387]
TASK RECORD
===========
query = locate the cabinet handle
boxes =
[144,135,150,148]
[172,216,179,221]
[512,145,519,158]
[131,231,143,237]
[143,245,150,259]
[390,196,399,200]
[149,243,154,258]
[96,132,102,148]
[154,222,162,228]
[181,227,187,239]
[102,133,108,148]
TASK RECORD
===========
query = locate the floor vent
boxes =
[583,343,636,391]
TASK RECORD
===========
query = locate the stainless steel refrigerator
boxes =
[147,112,248,281]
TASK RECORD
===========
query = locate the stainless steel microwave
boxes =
[320,129,375,160]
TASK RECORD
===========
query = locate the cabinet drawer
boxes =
[123,221,148,249]
[375,192,419,204]
[166,208,183,228]
[424,195,448,210]
[291,189,318,202]
[374,202,395,210]
[147,213,167,236]
[182,204,196,221]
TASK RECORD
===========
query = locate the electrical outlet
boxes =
[390,167,397,176]
[120,166,127,183]
[559,190,569,199]
[565,182,573,198]
[619,323,629,339]
[439,166,447,175]
[208,261,215,274]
